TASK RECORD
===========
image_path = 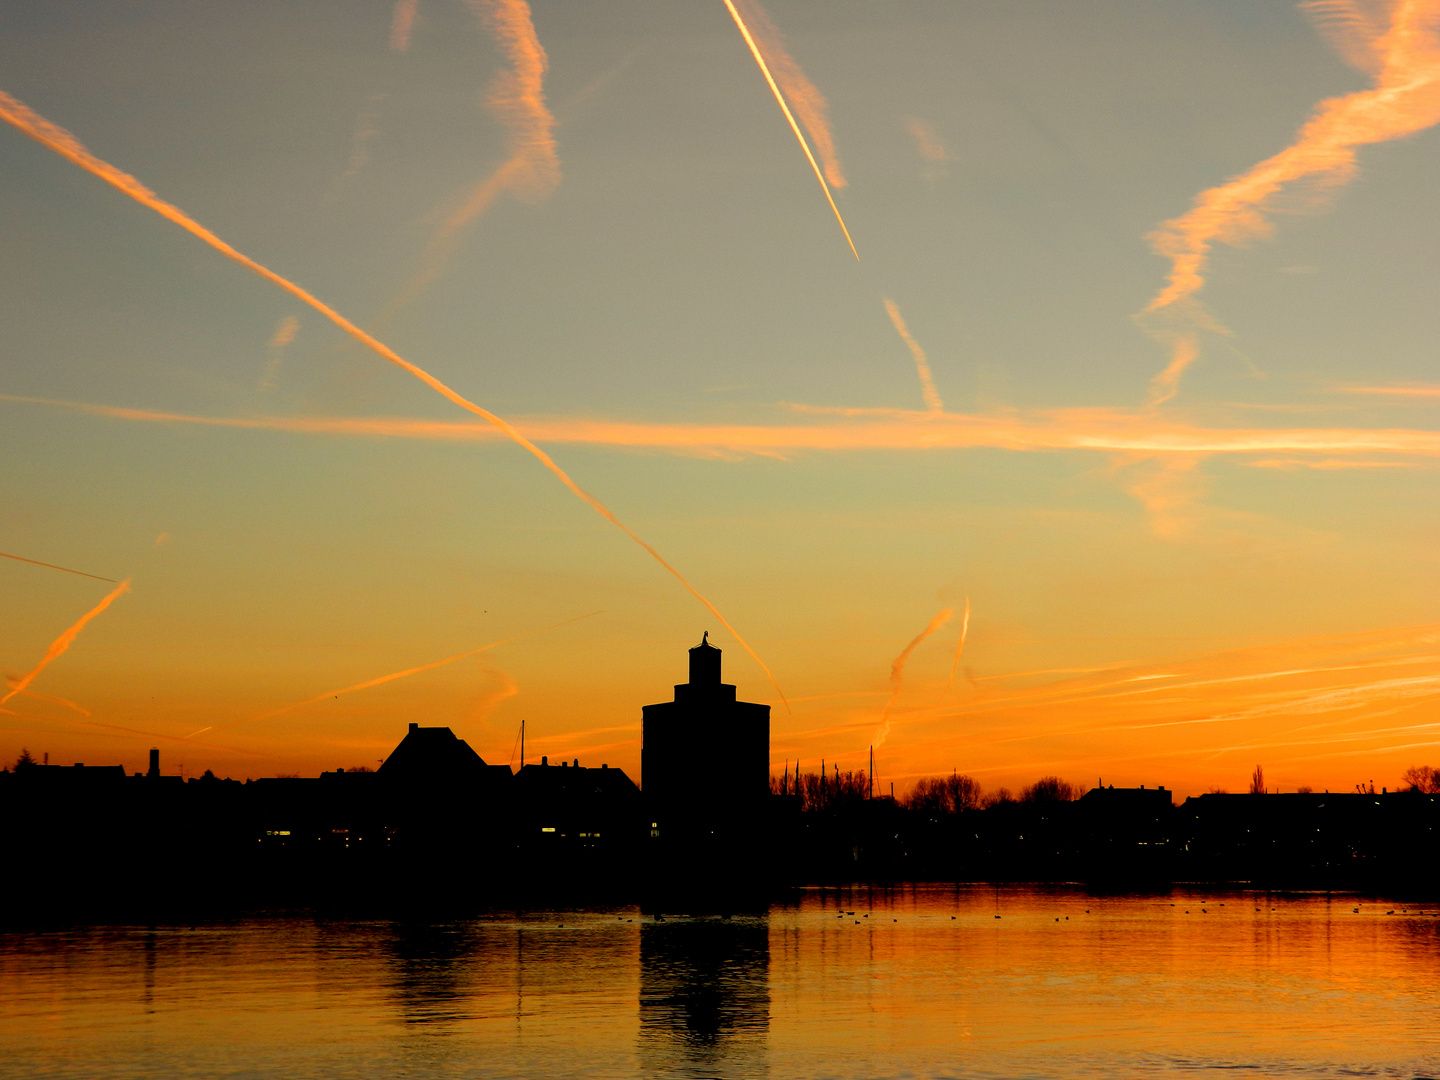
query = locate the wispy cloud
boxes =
[390,0,420,53]
[384,0,560,313]
[731,0,846,189]
[1141,0,1440,404]
[905,117,947,162]
[259,314,299,390]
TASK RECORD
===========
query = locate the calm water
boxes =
[3,887,1438,1079]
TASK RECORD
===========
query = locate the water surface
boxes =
[3,887,1438,1078]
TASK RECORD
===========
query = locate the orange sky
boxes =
[0,0,1437,796]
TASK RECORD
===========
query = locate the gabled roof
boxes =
[379,723,500,784]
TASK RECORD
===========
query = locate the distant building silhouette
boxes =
[514,757,641,857]
[380,722,511,788]
[642,635,770,901]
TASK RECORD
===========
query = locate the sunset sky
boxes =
[1,0,1437,796]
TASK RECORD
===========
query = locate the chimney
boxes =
[408,722,418,733]
[688,632,721,685]
[147,747,160,779]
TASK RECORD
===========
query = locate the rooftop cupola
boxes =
[689,631,722,685]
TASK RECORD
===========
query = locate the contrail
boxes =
[0,550,117,583]
[730,0,847,189]
[945,596,971,691]
[873,607,953,750]
[882,298,944,412]
[191,611,600,737]
[391,0,420,52]
[385,0,559,314]
[16,392,1440,459]
[1142,0,1440,404]
[259,314,298,390]
[1342,382,1440,397]
[0,89,786,709]
[3,684,91,716]
[720,0,858,260]
[0,579,130,706]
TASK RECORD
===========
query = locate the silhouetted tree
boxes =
[903,772,982,815]
[789,768,868,812]
[982,786,1014,809]
[1019,776,1081,803]
[1403,765,1440,794]
[13,748,37,772]
[1249,765,1265,795]
[905,777,951,816]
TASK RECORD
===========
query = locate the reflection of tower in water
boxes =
[639,916,770,1078]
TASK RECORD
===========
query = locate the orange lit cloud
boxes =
[1340,382,1440,397]
[774,624,1440,798]
[873,607,953,750]
[384,0,560,312]
[945,597,971,691]
[1302,0,1395,74]
[882,298,945,413]
[905,117,948,162]
[390,0,419,52]
[0,579,131,707]
[10,393,1440,460]
[721,0,858,260]
[731,0,847,189]
[0,90,784,704]
[1142,0,1440,403]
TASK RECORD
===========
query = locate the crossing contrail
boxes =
[720,0,858,259]
[0,579,131,706]
[0,87,786,709]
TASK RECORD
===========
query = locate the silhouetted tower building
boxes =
[147,747,160,779]
[642,635,770,900]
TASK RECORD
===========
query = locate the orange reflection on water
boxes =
[2,888,1439,1078]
